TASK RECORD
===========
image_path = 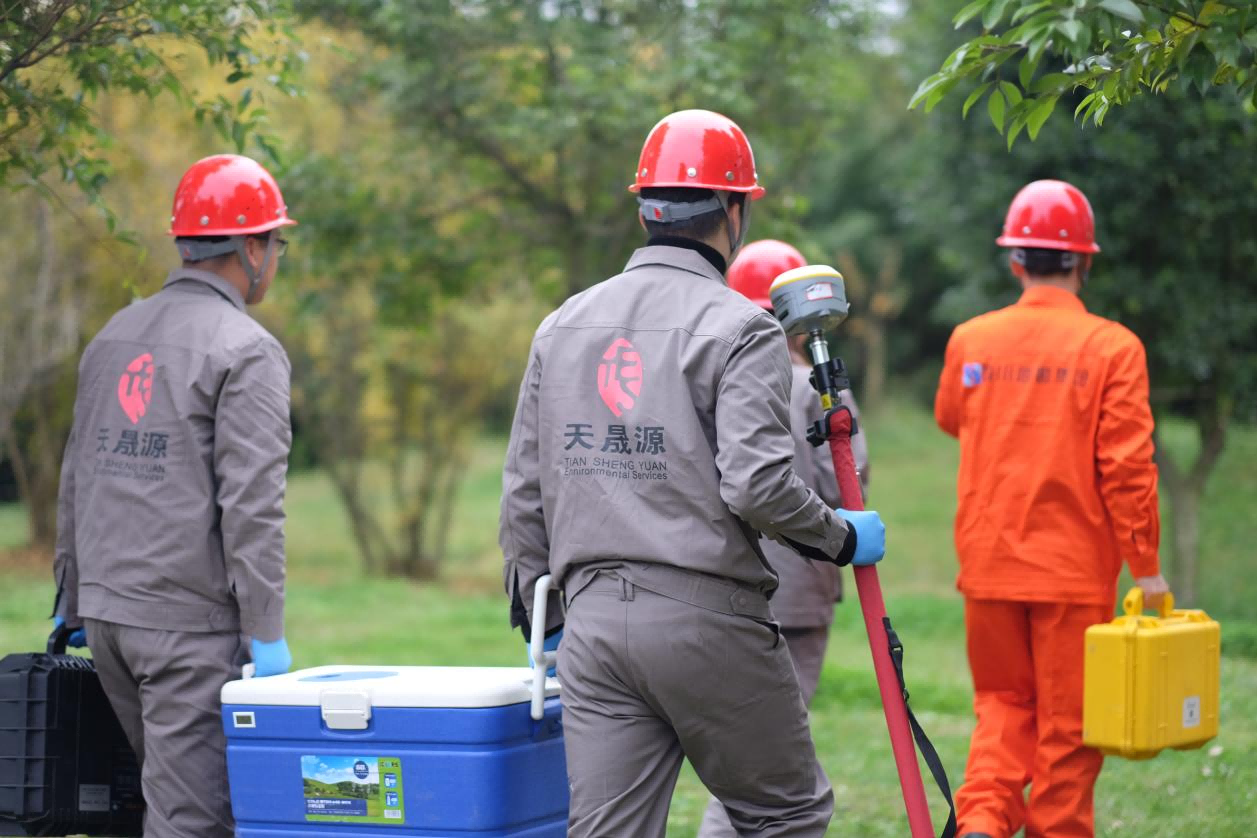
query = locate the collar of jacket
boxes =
[1018,283,1086,312]
[163,268,247,311]
[637,235,728,276]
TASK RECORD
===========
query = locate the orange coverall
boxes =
[935,285,1160,838]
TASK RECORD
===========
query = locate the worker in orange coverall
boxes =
[934,179,1170,838]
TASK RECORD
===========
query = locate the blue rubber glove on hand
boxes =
[836,509,887,566]
[528,628,563,678]
[251,638,292,677]
[53,616,87,648]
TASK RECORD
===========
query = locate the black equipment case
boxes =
[0,626,143,836]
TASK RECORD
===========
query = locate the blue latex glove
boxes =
[528,628,563,677]
[53,615,87,648]
[251,637,292,677]
[836,509,886,566]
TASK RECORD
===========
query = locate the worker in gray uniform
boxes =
[53,154,296,838]
[500,109,888,838]
[696,239,872,838]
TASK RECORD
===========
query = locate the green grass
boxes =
[2,400,1255,836]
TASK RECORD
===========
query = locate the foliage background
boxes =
[1,2,1253,610]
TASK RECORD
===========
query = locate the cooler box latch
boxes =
[320,690,372,730]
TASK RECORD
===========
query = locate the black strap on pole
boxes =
[884,617,958,838]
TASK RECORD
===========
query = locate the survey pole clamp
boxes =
[530,574,557,721]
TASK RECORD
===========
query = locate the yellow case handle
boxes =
[1123,587,1175,618]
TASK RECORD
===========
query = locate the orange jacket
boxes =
[935,285,1159,605]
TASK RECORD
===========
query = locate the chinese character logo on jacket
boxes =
[597,338,643,417]
[118,352,154,424]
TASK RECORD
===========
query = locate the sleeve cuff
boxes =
[1127,554,1160,579]
[243,613,285,643]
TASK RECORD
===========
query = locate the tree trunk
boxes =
[863,320,887,411]
[1158,468,1200,605]
[1152,396,1227,606]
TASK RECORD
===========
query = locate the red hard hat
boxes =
[996,179,1100,254]
[169,154,297,237]
[727,240,807,308]
[629,109,765,199]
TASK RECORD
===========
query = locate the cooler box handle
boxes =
[530,574,557,721]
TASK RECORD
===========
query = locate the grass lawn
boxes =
[1,399,1253,835]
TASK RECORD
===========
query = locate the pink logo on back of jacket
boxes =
[597,339,642,417]
[118,352,154,424]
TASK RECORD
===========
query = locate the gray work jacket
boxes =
[765,364,870,629]
[500,244,850,630]
[54,269,291,641]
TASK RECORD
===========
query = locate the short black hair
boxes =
[1017,247,1080,278]
[640,187,743,240]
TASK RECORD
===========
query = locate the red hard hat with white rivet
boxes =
[996,179,1100,254]
[169,154,297,237]
[629,109,765,199]
[727,240,807,309]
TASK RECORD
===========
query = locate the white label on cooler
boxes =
[805,282,834,301]
[1183,695,1202,728]
[79,784,111,812]
[385,810,403,819]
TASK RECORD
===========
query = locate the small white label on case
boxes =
[233,711,257,729]
[805,282,834,301]
[79,784,110,812]
[1183,696,1201,729]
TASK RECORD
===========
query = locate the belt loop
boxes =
[618,576,635,602]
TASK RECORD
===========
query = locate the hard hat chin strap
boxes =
[235,234,276,305]
[721,192,750,262]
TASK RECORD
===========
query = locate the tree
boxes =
[911,0,1257,146]
[297,0,877,298]
[901,83,1257,604]
[0,193,85,544]
[1,0,299,209]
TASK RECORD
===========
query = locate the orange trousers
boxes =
[958,599,1109,838]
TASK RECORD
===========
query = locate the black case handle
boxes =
[47,624,74,655]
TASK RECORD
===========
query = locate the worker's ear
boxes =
[727,199,743,238]
[1009,254,1029,283]
[638,213,647,232]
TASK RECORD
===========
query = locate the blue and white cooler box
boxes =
[221,666,566,837]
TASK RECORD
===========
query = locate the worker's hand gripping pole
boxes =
[530,574,556,721]
[770,267,955,838]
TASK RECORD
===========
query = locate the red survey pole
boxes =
[769,264,953,837]
[826,406,936,837]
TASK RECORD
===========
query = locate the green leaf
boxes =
[988,89,1007,134]
[909,73,952,110]
[963,82,993,118]
[1058,19,1084,45]
[1011,2,1052,24]
[1028,28,1053,62]
[982,0,1014,30]
[1026,94,1059,139]
[1099,0,1145,24]
[1007,115,1026,149]
[1019,52,1041,89]
[1032,72,1073,94]
[999,80,1023,107]
[953,0,989,28]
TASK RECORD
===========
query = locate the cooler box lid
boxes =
[221,665,558,709]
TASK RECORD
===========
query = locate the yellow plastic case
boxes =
[1083,588,1220,760]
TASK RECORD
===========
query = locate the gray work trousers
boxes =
[85,619,244,838]
[560,570,833,838]
[697,626,832,838]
